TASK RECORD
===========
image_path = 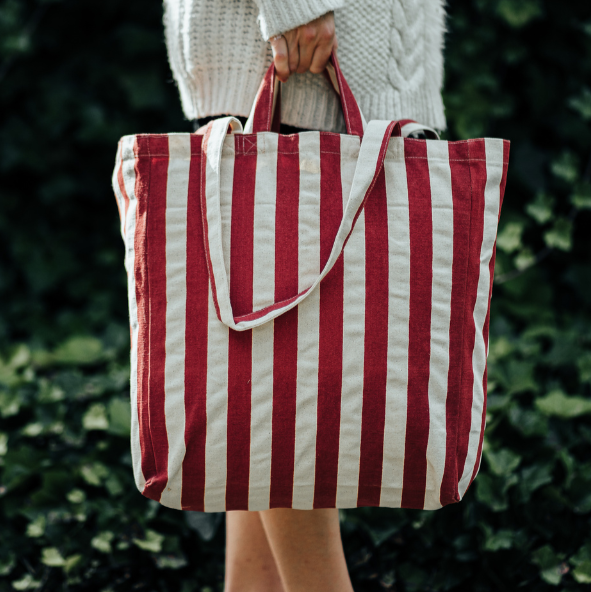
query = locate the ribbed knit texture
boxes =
[163,0,447,132]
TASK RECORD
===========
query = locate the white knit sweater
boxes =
[163,0,447,132]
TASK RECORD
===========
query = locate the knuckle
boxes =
[301,26,316,43]
[320,26,334,41]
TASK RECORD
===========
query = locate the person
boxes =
[162,1,447,590]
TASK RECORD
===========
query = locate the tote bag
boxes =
[112,53,510,512]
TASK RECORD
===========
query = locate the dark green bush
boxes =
[1,0,590,590]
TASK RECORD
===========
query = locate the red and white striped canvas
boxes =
[112,54,509,512]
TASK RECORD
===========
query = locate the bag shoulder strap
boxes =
[200,117,401,331]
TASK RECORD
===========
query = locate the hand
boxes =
[269,12,337,83]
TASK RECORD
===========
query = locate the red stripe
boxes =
[439,142,473,506]
[313,134,344,509]
[270,134,300,508]
[357,165,389,507]
[252,62,275,133]
[330,53,364,137]
[455,140,487,485]
[133,137,156,498]
[143,135,170,501]
[181,136,209,510]
[401,139,433,509]
[200,126,223,324]
[225,134,256,511]
[466,141,511,491]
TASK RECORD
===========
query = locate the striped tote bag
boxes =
[112,54,509,512]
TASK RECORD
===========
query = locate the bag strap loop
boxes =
[244,51,367,137]
[201,117,402,331]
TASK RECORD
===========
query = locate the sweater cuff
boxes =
[254,0,344,41]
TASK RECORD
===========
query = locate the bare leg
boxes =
[225,510,286,592]
[259,508,354,592]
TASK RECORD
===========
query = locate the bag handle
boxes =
[201,116,403,331]
[244,51,367,137]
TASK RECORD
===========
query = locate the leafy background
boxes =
[1,0,591,590]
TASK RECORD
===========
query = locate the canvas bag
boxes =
[112,53,510,513]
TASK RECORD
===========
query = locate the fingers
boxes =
[284,31,300,76]
[296,24,317,74]
[308,33,333,74]
[271,12,337,81]
[270,34,290,82]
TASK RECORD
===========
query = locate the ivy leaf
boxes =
[80,462,109,486]
[568,87,591,121]
[531,545,566,585]
[41,547,66,567]
[517,463,554,502]
[526,193,554,224]
[496,0,543,27]
[544,218,572,251]
[133,530,164,553]
[11,574,41,590]
[551,152,579,184]
[482,526,514,551]
[496,221,524,253]
[535,390,591,418]
[0,432,7,456]
[513,248,536,271]
[66,488,86,504]
[64,554,84,574]
[571,183,591,210]
[484,448,522,476]
[26,514,46,538]
[475,473,518,512]
[185,512,222,542]
[82,403,109,431]
[107,397,131,437]
[570,542,591,584]
[577,352,591,383]
[53,336,104,365]
[155,553,188,570]
[0,554,16,576]
[91,531,114,554]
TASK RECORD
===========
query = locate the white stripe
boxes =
[112,143,127,239]
[220,135,236,288]
[204,119,242,326]
[120,135,146,492]
[203,135,234,511]
[292,132,321,509]
[252,134,277,310]
[380,138,410,507]
[160,135,191,509]
[248,133,278,510]
[203,286,230,511]
[458,139,503,496]
[336,135,365,508]
[423,140,454,510]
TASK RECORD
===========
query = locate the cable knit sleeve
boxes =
[253,0,345,40]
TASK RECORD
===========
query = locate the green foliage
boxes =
[1,0,590,590]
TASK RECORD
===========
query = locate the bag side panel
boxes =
[457,139,505,499]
